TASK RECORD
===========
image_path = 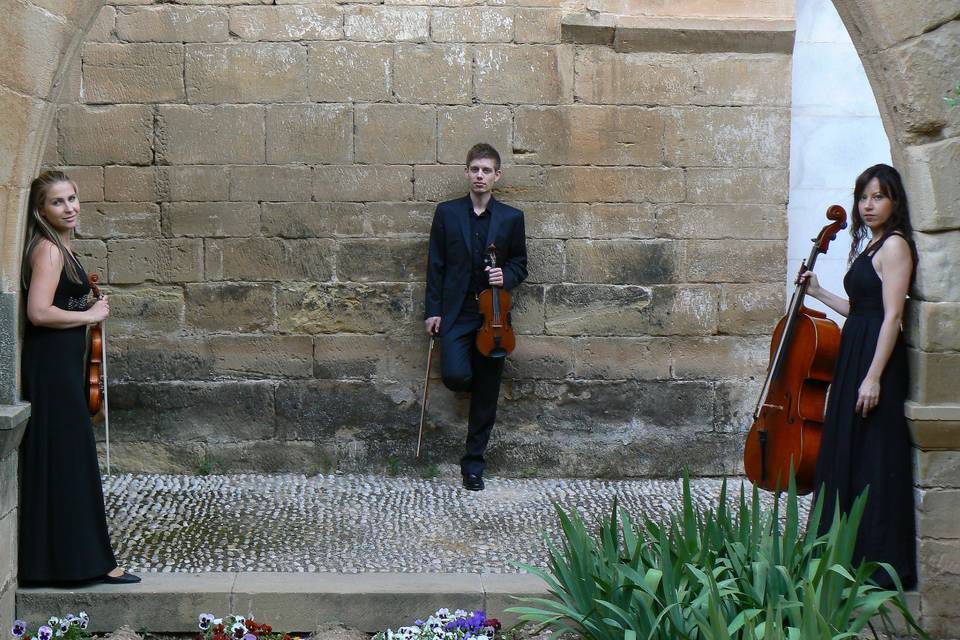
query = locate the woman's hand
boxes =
[856,375,881,418]
[798,269,820,297]
[87,296,109,323]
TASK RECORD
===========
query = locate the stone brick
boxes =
[307,43,392,102]
[905,301,960,353]
[908,348,960,406]
[394,44,471,104]
[685,168,788,204]
[216,238,335,282]
[207,335,314,379]
[337,239,426,282]
[261,202,364,238]
[681,239,785,283]
[510,284,545,335]
[362,202,435,237]
[524,202,656,239]
[159,166,230,202]
[109,285,184,335]
[528,167,684,203]
[104,166,159,202]
[313,334,389,380]
[573,337,671,380]
[917,488,960,539]
[437,106,512,165]
[59,105,153,165]
[108,238,204,284]
[109,336,213,382]
[693,54,792,107]
[0,84,40,181]
[575,48,697,105]
[672,336,768,380]
[525,239,565,284]
[116,6,229,42]
[475,45,574,104]
[109,381,275,443]
[277,282,413,335]
[515,8,561,44]
[0,0,72,95]
[344,6,429,42]
[658,204,786,239]
[430,7,513,43]
[590,203,659,238]
[719,283,784,335]
[186,44,307,103]
[913,229,960,303]
[82,43,185,104]
[185,282,274,332]
[917,451,960,489]
[163,202,260,238]
[86,5,116,42]
[59,166,105,202]
[266,105,352,164]
[514,106,662,166]
[503,336,575,380]
[229,166,313,202]
[71,240,108,280]
[544,284,718,336]
[229,5,341,41]
[903,138,960,233]
[665,107,790,168]
[78,202,161,238]
[715,379,763,434]
[413,165,544,203]
[565,240,680,284]
[314,165,413,202]
[157,106,265,165]
[355,105,437,164]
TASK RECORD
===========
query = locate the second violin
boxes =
[476,244,516,358]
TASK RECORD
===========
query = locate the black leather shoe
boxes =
[102,571,141,584]
[462,474,484,491]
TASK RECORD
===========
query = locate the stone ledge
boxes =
[0,402,30,459]
[17,572,548,634]
[908,402,960,450]
[561,13,795,54]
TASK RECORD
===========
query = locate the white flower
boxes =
[213,619,223,626]
[435,609,450,618]
[48,618,60,628]
[78,613,89,621]
[453,610,467,619]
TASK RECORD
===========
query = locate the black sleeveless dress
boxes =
[813,233,916,589]
[19,255,117,584]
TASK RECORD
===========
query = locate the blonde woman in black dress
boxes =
[800,163,917,589]
[19,171,139,585]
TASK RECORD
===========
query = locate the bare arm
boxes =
[800,270,850,317]
[26,242,107,329]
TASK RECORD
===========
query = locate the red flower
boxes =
[486,619,501,631]
[245,621,256,630]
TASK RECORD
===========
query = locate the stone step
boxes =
[16,573,548,635]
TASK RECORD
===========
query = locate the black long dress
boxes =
[813,232,917,589]
[19,254,117,584]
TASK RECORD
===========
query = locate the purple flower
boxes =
[11,621,27,638]
[241,634,256,640]
[198,614,215,631]
[37,626,53,640]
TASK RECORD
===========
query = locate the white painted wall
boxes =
[788,0,891,323]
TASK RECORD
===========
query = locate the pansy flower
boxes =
[198,614,215,631]
[11,620,27,638]
[57,620,70,636]
[231,622,246,638]
[37,626,53,640]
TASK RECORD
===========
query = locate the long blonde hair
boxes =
[21,170,83,289]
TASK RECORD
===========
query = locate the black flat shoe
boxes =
[462,474,484,491]
[102,571,141,584]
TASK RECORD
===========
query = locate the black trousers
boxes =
[440,304,505,477]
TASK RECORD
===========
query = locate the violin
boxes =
[86,273,112,472]
[743,205,847,495]
[476,244,516,358]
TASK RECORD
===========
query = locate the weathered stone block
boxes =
[313,334,389,380]
[665,107,790,168]
[230,166,313,202]
[185,282,274,332]
[916,488,960,539]
[337,239,426,282]
[261,202,364,238]
[394,44,471,104]
[575,48,696,104]
[362,202,435,237]
[308,43,392,102]
[413,165,544,203]
[437,106,512,165]
[510,284,545,335]
[905,301,960,353]
[526,239,565,284]
[78,202,160,238]
[104,166,159,202]
[681,240,785,283]
[214,239,335,282]
[229,5,341,41]
[266,105,352,164]
[693,54,792,107]
[0,1,72,95]
[277,282,413,335]
[86,5,116,42]
[71,240,108,280]
[544,284,718,336]
[524,202,657,239]
[672,336,768,380]
[110,335,213,382]
[503,336,575,379]
[343,6,429,42]
[904,138,960,233]
[532,167,684,203]
[719,283,784,335]
[573,337,671,380]
[109,285,184,335]
[157,106,265,165]
[685,168,788,204]
[908,348,960,406]
[60,165,105,202]
[917,451,960,489]
[430,8,513,43]
[913,229,960,303]
[314,165,413,202]
[565,239,680,284]
[715,379,763,434]
[657,204,786,239]
[207,335,313,379]
[116,6,228,42]
[0,86,45,185]
[108,238,204,284]
[186,44,307,103]
[82,43,185,104]
[355,104,437,164]
[475,45,574,104]
[159,165,230,202]
[59,105,153,165]
[163,202,260,238]
[515,8,561,43]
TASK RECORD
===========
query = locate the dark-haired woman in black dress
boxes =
[19,170,139,585]
[801,163,917,589]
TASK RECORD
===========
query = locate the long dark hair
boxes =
[21,170,83,289]
[848,163,917,266]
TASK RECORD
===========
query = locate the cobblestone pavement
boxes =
[104,473,811,574]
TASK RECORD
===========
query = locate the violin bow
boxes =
[415,337,436,459]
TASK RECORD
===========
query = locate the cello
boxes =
[743,205,847,495]
[87,273,112,473]
[476,244,516,358]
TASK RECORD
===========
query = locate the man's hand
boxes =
[485,266,504,287]
[425,316,441,336]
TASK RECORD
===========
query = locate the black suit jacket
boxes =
[425,195,528,334]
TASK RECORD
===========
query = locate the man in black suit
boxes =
[424,143,528,491]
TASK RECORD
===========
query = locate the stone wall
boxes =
[40,0,794,477]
